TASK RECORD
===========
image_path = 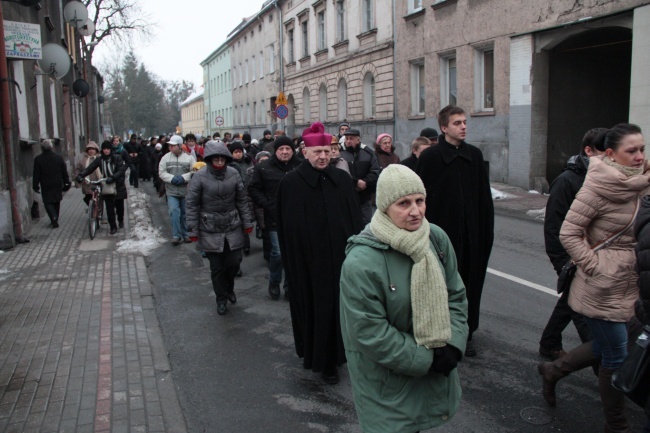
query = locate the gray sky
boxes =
[93,0,264,88]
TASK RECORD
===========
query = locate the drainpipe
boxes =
[0,4,28,244]
[392,0,397,144]
[274,0,284,129]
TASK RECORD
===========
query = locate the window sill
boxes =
[299,55,311,67]
[332,40,349,56]
[357,28,378,46]
[403,8,425,22]
[408,114,426,120]
[470,110,495,117]
[315,48,328,62]
[431,0,458,10]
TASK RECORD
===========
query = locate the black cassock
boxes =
[416,136,494,336]
[277,161,364,372]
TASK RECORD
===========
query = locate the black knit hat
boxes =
[420,127,439,140]
[101,140,113,150]
[242,133,251,144]
[263,129,272,136]
[273,135,294,152]
[229,141,244,153]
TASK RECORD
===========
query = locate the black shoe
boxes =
[110,228,117,235]
[268,283,280,300]
[119,221,124,229]
[284,290,290,301]
[51,221,59,228]
[217,303,228,315]
[236,268,243,277]
[464,341,477,357]
[322,366,339,385]
[539,347,567,361]
[243,248,250,256]
[227,292,237,304]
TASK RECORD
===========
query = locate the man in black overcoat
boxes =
[415,105,494,356]
[276,122,364,385]
[33,139,71,228]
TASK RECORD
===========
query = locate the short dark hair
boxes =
[130,134,137,139]
[411,136,431,152]
[437,105,465,128]
[212,132,221,138]
[581,128,608,155]
[604,123,643,152]
[185,133,196,142]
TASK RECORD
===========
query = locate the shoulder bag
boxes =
[612,325,650,409]
[557,199,640,294]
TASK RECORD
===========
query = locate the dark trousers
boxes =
[243,232,250,252]
[129,163,139,187]
[44,202,61,224]
[103,197,125,230]
[83,194,92,206]
[262,229,271,263]
[206,242,242,305]
[539,289,592,350]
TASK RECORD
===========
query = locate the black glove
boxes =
[75,175,84,183]
[430,345,462,376]
[62,183,71,192]
[105,177,115,184]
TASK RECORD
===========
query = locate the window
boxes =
[245,60,249,84]
[408,0,422,12]
[475,48,494,111]
[247,103,251,125]
[260,51,264,76]
[319,84,328,120]
[440,55,457,107]
[301,21,309,58]
[410,61,425,115]
[362,0,373,32]
[317,12,326,51]
[303,87,311,123]
[241,105,245,125]
[269,44,275,73]
[288,29,295,63]
[337,79,347,120]
[239,64,243,86]
[253,101,257,124]
[261,98,265,123]
[363,73,376,118]
[252,56,256,81]
[336,0,346,42]
[232,68,236,90]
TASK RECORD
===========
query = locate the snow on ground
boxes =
[526,208,546,220]
[491,188,512,200]
[116,186,166,256]
[0,269,10,281]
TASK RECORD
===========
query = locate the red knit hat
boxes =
[302,122,333,148]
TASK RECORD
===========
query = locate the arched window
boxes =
[319,84,328,121]
[363,73,376,118]
[303,87,311,123]
[337,79,347,120]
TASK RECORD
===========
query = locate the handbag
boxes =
[612,325,650,408]
[556,199,640,294]
[101,180,116,196]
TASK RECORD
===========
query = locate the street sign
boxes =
[215,116,224,126]
[275,104,288,120]
[277,92,287,105]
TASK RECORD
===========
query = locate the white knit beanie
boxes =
[375,165,426,213]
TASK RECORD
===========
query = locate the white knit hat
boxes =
[375,165,426,213]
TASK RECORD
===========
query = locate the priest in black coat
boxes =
[415,105,494,356]
[276,122,364,385]
[33,139,71,228]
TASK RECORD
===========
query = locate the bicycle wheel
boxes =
[88,201,97,240]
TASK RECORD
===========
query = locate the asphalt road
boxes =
[142,182,646,433]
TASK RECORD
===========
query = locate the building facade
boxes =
[201,43,233,138]
[394,0,650,188]
[180,90,204,137]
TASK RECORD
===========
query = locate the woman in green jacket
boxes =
[340,164,469,433]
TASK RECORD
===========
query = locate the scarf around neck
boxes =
[370,211,451,348]
[603,156,644,177]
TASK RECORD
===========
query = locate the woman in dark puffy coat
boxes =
[633,195,650,433]
[185,141,254,316]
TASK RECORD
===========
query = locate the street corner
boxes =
[491,182,548,223]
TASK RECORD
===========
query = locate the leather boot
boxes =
[537,341,598,406]
[599,367,630,433]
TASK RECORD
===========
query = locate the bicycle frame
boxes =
[85,178,106,239]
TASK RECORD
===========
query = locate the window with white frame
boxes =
[440,55,457,107]
[363,73,376,118]
[13,62,29,138]
[269,44,275,73]
[288,29,295,63]
[319,84,327,120]
[337,79,347,120]
[408,0,422,13]
[254,101,258,124]
[362,0,373,32]
[317,11,326,51]
[241,105,245,125]
[247,103,251,124]
[336,0,346,42]
[261,98,265,123]
[252,56,256,81]
[260,51,264,76]
[410,60,425,115]
[474,47,494,111]
[245,60,249,84]
[232,68,236,89]
[303,87,311,123]
[301,20,309,58]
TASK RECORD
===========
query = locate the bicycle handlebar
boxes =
[85,177,108,185]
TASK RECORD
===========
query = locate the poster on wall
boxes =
[4,20,42,59]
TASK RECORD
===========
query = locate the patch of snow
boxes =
[526,208,546,220]
[116,186,166,256]
[491,188,512,200]
[528,190,541,195]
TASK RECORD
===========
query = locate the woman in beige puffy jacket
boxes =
[560,123,650,433]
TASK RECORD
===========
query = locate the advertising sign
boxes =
[4,21,42,59]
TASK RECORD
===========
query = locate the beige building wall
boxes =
[180,93,205,137]
[630,4,650,136]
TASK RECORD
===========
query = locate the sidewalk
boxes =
[0,189,186,432]
[491,181,548,222]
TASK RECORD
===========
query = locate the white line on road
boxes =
[487,268,559,297]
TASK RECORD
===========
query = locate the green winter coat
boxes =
[340,224,468,433]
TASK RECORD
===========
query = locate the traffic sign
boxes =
[275,104,288,120]
[277,92,287,105]
[215,116,224,126]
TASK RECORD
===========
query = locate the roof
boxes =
[180,89,204,107]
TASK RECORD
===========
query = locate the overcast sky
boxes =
[92,0,265,89]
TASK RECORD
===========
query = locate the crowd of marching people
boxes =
[40,104,648,432]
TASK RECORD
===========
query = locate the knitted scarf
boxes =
[603,157,644,177]
[370,211,451,348]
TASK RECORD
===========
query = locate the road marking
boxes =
[487,267,559,297]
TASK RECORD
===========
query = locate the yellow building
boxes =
[180,89,205,138]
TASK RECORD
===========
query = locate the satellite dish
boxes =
[78,19,95,37]
[72,79,90,98]
[97,95,105,104]
[37,44,71,79]
[63,1,88,28]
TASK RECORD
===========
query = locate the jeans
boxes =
[584,317,628,370]
[167,195,188,240]
[268,230,283,285]
[206,242,242,305]
[539,290,592,350]
[129,163,139,187]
